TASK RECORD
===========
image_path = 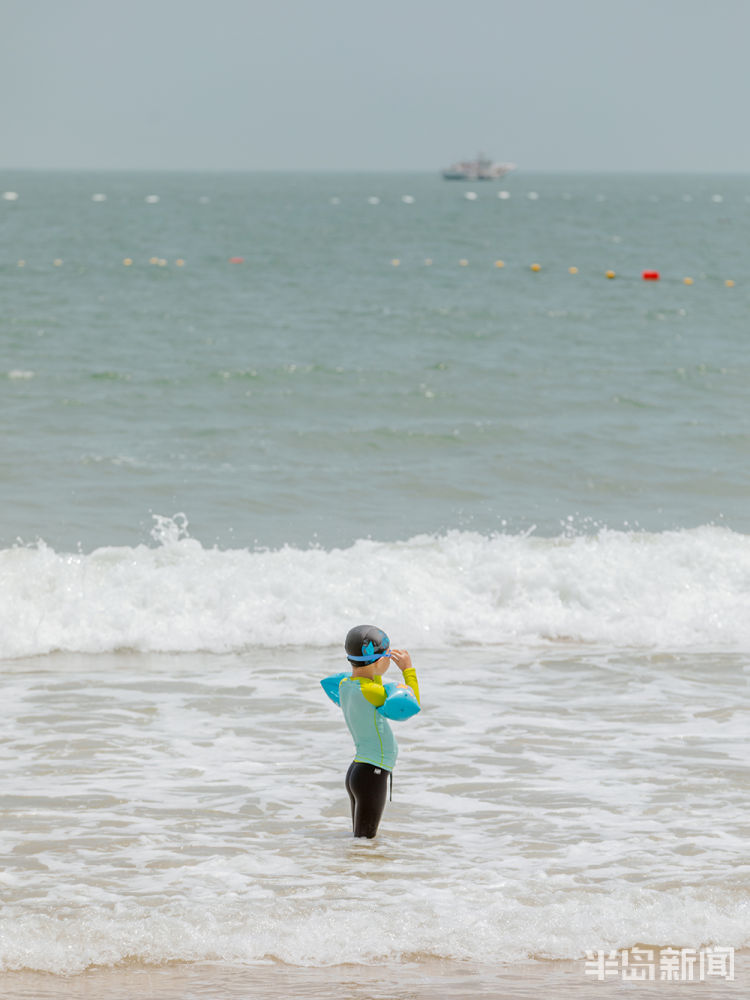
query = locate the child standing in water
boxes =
[323,624,420,838]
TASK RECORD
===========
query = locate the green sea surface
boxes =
[1,171,748,550]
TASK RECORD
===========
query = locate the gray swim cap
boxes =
[345,624,390,664]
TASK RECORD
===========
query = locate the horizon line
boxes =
[2,165,750,176]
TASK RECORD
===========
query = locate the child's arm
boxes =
[359,676,387,707]
[320,672,348,706]
[390,649,420,704]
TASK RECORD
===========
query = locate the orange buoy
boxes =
[642,270,660,281]
[229,257,245,264]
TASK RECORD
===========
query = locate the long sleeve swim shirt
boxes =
[338,668,420,771]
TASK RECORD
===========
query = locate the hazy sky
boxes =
[1,0,747,172]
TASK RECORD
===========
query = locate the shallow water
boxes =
[2,954,747,1000]
[1,646,747,975]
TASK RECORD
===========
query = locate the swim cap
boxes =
[345,624,390,664]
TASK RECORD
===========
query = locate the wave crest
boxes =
[2,519,749,658]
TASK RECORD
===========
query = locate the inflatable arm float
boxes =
[320,672,420,720]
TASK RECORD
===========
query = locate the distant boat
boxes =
[442,154,516,181]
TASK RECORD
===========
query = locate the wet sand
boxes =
[1,953,746,1000]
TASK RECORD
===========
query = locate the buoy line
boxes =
[1,256,743,287]
[2,190,749,207]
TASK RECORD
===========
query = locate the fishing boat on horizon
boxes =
[442,154,516,181]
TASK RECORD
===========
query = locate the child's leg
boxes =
[345,761,357,826]
[345,762,389,838]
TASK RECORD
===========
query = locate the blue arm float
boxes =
[321,673,420,720]
[377,681,421,721]
[320,672,348,706]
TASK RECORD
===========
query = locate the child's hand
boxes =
[389,649,412,672]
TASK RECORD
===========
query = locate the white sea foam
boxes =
[1,633,747,972]
[2,519,749,659]
[1,888,747,974]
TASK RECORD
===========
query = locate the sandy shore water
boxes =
[2,648,748,987]
[1,953,747,1000]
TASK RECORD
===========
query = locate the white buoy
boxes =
[497,190,511,200]
[145,195,160,204]
[401,195,415,204]
[91,193,107,202]
[367,196,380,205]
[2,191,19,201]
[464,191,478,201]
[527,191,539,200]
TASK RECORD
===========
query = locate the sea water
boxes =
[0,172,748,994]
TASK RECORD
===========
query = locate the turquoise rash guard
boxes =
[338,668,420,771]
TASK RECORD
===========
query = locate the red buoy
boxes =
[642,270,660,281]
[229,256,245,264]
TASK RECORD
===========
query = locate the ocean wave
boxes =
[1,517,749,658]
[1,886,747,973]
